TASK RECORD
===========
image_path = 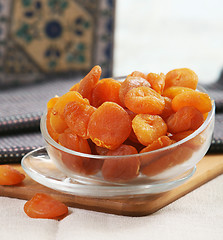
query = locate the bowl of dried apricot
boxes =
[40,66,215,191]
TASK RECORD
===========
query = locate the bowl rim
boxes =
[40,84,215,160]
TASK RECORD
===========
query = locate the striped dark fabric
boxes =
[0,75,223,163]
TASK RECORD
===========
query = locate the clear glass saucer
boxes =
[21,147,196,198]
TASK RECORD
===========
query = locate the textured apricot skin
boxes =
[129,71,147,79]
[160,97,175,120]
[0,165,25,185]
[87,102,132,150]
[50,112,68,134]
[47,96,59,109]
[53,91,89,117]
[102,145,140,182]
[91,78,122,107]
[24,193,68,219]
[69,82,80,91]
[163,86,194,99]
[140,136,174,167]
[167,106,204,134]
[119,76,151,106]
[164,68,198,90]
[124,86,165,115]
[59,129,103,175]
[64,101,96,139]
[132,114,167,146]
[172,91,212,114]
[170,130,194,142]
[46,109,60,142]
[146,72,165,94]
[141,146,193,177]
[78,65,101,101]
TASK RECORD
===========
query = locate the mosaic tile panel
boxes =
[0,0,115,87]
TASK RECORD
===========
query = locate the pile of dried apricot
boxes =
[46,66,212,182]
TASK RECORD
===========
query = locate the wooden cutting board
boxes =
[0,154,223,216]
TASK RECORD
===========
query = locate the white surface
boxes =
[114,0,223,84]
[1,1,223,239]
[1,174,223,240]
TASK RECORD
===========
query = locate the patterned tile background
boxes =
[0,0,115,87]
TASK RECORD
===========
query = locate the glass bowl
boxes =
[40,84,214,182]
[22,84,215,198]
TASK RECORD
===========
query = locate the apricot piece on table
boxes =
[167,106,204,134]
[91,78,122,107]
[24,193,68,219]
[172,90,212,114]
[119,76,151,106]
[146,72,165,94]
[132,114,167,146]
[124,86,165,115]
[164,68,198,90]
[102,145,140,182]
[78,65,101,101]
[0,165,25,185]
[87,102,132,150]
[64,101,96,139]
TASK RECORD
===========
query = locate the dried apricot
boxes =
[165,68,198,90]
[24,193,68,219]
[64,101,96,139]
[78,65,101,101]
[140,136,174,167]
[69,82,80,91]
[163,86,194,99]
[160,97,175,120]
[128,71,147,79]
[50,112,68,134]
[119,76,151,106]
[0,165,25,185]
[91,78,122,107]
[146,72,165,94]
[132,114,167,146]
[47,96,59,109]
[167,106,204,134]
[59,129,102,175]
[172,90,212,113]
[170,130,194,142]
[141,146,193,177]
[124,86,165,114]
[102,145,140,182]
[46,109,60,142]
[87,102,132,150]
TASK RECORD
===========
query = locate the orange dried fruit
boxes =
[124,86,165,114]
[0,165,25,185]
[24,193,68,219]
[87,102,132,150]
[102,145,140,182]
[128,70,147,79]
[164,68,198,90]
[132,114,167,146]
[46,109,60,142]
[167,106,204,134]
[172,90,212,114]
[59,129,102,175]
[91,78,122,107]
[146,72,165,94]
[141,146,193,177]
[64,101,96,139]
[78,65,101,101]
[119,76,151,106]
[163,86,194,99]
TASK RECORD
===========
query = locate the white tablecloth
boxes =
[1,174,223,240]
